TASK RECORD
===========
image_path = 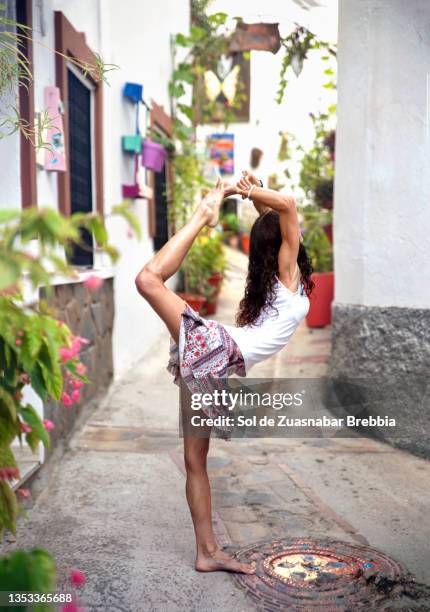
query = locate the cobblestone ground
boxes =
[4,248,430,611]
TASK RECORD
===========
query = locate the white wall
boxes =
[29,0,190,378]
[101,0,189,377]
[334,0,430,309]
[197,0,337,194]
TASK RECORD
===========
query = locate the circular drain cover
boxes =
[234,538,406,609]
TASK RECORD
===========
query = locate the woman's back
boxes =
[224,278,310,373]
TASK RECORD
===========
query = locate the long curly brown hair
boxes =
[236,210,314,327]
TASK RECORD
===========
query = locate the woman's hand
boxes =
[236,173,253,199]
[242,170,260,187]
[217,179,237,198]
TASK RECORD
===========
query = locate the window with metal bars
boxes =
[153,165,169,251]
[67,68,94,266]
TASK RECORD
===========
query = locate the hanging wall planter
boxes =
[142,140,167,173]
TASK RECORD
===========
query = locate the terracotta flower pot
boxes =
[241,233,250,254]
[306,271,334,328]
[176,292,205,314]
[208,272,223,294]
[202,299,218,316]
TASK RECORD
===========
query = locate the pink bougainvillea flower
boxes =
[60,347,73,362]
[61,602,85,612]
[73,379,84,390]
[61,392,73,407]
[68,336,90,359]
[84,274,103,292]
[15,339,22,346]
[76,363,87,376]
[43,419,55,431]
[20,422,32,434]
[17,488,30,498]
[0,467,20,480]
[71,389,81,403]
[69,569,86,587]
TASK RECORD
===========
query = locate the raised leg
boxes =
[135,184,224,343]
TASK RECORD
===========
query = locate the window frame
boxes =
[54,11,103,217]
[148,101,173,240]
[17,0,37,208]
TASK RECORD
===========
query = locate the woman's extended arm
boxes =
[235,173,300,285]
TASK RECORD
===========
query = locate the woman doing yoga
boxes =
[135,170,313,574]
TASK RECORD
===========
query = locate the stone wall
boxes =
[330,303,430,458]
[42,278,114,449]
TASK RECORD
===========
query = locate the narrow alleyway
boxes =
[4,248,430,611]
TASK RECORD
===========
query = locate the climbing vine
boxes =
[276,24,337,105]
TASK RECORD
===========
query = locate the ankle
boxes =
[191,207,210,227]
[197,542,219,558]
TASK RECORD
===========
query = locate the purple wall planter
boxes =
[122,184,140,199]
[141,140,167,173]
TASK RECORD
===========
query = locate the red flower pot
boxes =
[306,271,334,328]
[202,299,218,315]
[241,234,250,254]
[208,272,223,293]
[176,292,205,314]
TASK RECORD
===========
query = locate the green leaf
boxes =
[173,64,194,85]
[112,203,142,240]
[169,81,186,99]
[89,215,108,246]
[29,363,48,402]
[0,445,17,470]
[175,33,191,47]
[103,244,119,262]
[177,104,193,121]
[0,388,17,421]
[64,360,89,383]
[19,404,50,450]
[0,481,18,535]
[208,12,228,25]
[0,209,20,223]
[190,26,206,41]
[0,257,20,291]
[0,548,56,602]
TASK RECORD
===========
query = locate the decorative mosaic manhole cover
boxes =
[233,538,407,610]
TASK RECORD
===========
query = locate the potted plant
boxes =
[300,206,334,328]
[221,213,240,249]
[178,230,227,315]
[178,237,207,313]
[239,216,254,255]
[200,232,227,315]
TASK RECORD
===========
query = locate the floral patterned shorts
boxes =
[167,304,245,438]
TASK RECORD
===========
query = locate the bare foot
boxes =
[200,180,224,227]
[195,548,256,574]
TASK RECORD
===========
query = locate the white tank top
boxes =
[224,277,310,374]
